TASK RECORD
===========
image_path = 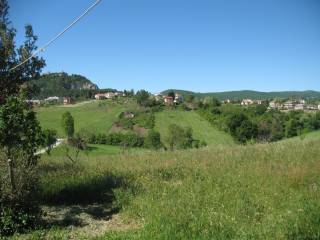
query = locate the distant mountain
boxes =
[30,72,99,99]
[161,89,320,100]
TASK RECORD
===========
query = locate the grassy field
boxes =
[10,135,320,239]
[154,109,235,146]
[36,100,124,137]
[36,101,234,148]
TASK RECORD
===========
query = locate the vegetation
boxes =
[0,0,46,235]
[36,100,124,137]
[6,134,320,239]
[198,99,320,143]
[61,112,75,140]
[162,89,320,101]
[154,109,234,147]
[28,72,99,100]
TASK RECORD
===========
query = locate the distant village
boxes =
[26,91,320,111]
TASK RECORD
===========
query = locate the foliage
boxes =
[198,101,320,144]
[28,72,98,99]
[42,129,57,155]
[162,89,320,101]
[0,98,43,236]
[61,112,74,140]
[88,133,145,148]
[135,89,150,107]
[144,130,162,149]
[167,124,195,150]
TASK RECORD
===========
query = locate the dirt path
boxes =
[36,138,64,155]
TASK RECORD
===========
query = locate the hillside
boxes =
[13,134,320,239]
[162,89,320,100]
[36,100,124,137]
[29,72,99,99]
[154,109,234,146]
[36,100,234,147]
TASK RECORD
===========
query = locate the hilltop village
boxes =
[26,90,320,112]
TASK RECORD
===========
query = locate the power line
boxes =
[9,0,102,72]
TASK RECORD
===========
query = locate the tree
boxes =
[61,111,74,140]
[167,91,175,98]
[167,124,194,150]
[0,0,45,234]
[135,89,150,106]
[144,129,162,149]
[0,7,45,104]
[0,98,44,235]
[42,129,57,155]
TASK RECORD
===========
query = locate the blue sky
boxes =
[9,0,320,93]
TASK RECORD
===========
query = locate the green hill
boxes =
[36,101,234,146]
[154,109,235,146]
[36,100,124,137]
[162,89,320,100]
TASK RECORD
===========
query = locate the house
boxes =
[294,104,306,110]
[45,96,61,104]
[255,100,264,105]
[223,99,231,104]
[283,101,295,110]
[154,93,163,102]
[174,93,183,104]
[268,100,283,110]
[63,97,74,105]
[94,92,116,100]
[164,96,174,105]
[241,99,254,106]
[318,105,320,110]
[25,100,41,107]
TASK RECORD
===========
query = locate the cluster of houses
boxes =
[25,96,74,107]
[268,99,320,111]
[153,93,184,105]
[238,98,320,111]
[94,91,126,100]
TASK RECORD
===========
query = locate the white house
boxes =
[94,92,116,100]
[318,104,320,110]
[283,101,295,110]
[45,96,61,104]
[269,101,282,110]
[294,104,306,110]
[174,93,183,104]
[241,99,254,106]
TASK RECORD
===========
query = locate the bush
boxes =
[144,130,162,149]
[0,151,41,236]
[88,133,145,148]
[167,124,194,150]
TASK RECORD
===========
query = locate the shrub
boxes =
[144,130,162,149]
[61,111,74,140]
[167,124,194,150]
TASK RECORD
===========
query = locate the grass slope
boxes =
[12,137,320,239]
[154,109,235,146]
[36,100,124,137]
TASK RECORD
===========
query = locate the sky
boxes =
[9,0,320,93]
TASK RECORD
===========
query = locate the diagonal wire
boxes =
[9,0,102,72]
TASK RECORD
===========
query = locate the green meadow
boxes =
[36,100,124,137]
[11,136,320,239]
[10,101,320,239]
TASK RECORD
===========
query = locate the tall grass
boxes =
[27,138,320,239]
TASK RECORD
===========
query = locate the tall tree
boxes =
[0,0,45,104]
[61,111,75,140]
[0,0,46,234]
